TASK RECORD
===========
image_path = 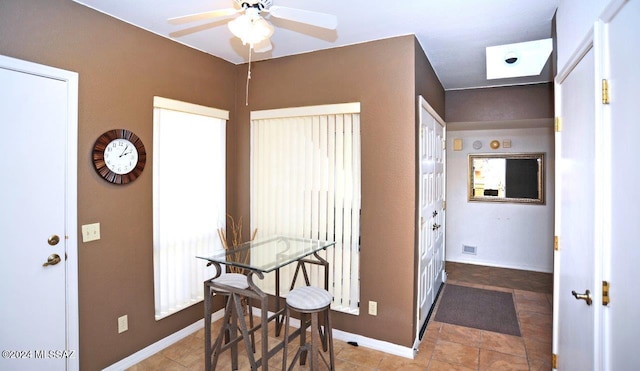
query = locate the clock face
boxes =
[93,129,146,184]
[104,138,139,175]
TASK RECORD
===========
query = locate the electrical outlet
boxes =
[118,315,128,333]
[368,301,377,316]
[81,223,101,242]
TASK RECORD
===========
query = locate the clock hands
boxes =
[119,145,132,158]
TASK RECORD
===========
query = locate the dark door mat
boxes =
[434,284,521,336]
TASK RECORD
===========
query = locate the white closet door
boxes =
[416,96,445,344]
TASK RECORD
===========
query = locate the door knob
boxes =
[48,235,60,246]
[571,289,592,306]
[43,254,61,267]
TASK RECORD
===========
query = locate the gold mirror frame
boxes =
[468,152,545,204]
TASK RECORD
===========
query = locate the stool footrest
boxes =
[288,344,331,370]
[282,286,335,370]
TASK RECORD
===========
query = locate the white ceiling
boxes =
[72,0,558,90]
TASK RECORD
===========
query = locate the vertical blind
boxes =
[152,97,228,320]
[250,103,361,314]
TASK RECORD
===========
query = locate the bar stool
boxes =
[282,286,335,370]
[209,273,255,370]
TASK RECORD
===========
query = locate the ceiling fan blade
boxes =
[267,6,338,30]
[253,39,272,53]
[169,22,222,38]
[168,8,240,25]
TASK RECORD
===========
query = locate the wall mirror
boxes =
[468,153,545,204]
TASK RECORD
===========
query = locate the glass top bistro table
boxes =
[197,236,335,371]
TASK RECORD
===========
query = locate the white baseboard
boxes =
[102,309,225,371]
[104,306,415,369]
[332,328,416,359]
[447,258,553,273]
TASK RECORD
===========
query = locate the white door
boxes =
[0,56,78,370]
[431,103,445,308]
[416,96,445,343]
[553,46,599,369]
[603,1,640,368]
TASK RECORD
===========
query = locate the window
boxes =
[250,103,361,314]
[152,97,228,320]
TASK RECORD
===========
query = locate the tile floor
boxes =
[127,262,553,370]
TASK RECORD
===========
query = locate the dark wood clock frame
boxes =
[92,129,146,184]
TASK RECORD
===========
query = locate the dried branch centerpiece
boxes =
[217,215,257,275]
[217,215,257,314]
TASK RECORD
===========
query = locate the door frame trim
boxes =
[0,54,79,370]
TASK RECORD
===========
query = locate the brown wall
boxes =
[415,38,446,117]
[445,83,554,122]
[1,0,445,367]
[232,35,444,346]
[0,0,236,369]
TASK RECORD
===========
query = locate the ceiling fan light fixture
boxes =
[228,10,274,47]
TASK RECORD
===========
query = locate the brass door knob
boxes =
[571,289,592,306]
[48,235,60,246]
[43,254,61,267]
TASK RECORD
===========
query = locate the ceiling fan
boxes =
[168,0,338,53]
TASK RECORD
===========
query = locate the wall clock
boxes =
[92,129,146,184]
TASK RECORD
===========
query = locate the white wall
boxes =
[556,0,609,71]
[445,125,554,272]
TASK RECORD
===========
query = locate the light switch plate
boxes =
[82,223,101,242]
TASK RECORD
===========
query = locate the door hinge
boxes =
[552,353,558,369]
[443,201,446,210]
[602,79,610,104]
[442,138,446,150]
[602,281,610,306]
[554,117,562,132]
[554,236,559,251]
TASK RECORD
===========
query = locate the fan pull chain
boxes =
[245,45,253,106]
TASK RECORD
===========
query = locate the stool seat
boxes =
[287,286,332,310]
[211,273,249,292]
